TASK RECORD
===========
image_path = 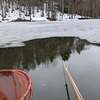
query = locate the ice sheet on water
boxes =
[0,19,100,48]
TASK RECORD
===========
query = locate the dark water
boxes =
[0,37,100,100]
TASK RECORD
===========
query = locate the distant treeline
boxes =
[0,0,100,20]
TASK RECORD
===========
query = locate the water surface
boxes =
[0,37,100,100]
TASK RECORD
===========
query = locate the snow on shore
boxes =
[0,19,100,48]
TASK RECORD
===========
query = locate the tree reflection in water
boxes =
[0,37,100,71]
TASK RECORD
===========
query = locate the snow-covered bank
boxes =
[0,19,100,48]
[0,7,81,22]
[0,9,81,22]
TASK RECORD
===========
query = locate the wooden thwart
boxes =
[64,65,84,100]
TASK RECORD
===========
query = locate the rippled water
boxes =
[0,37,100,100]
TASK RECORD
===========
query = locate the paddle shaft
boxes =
[64,66,84,100]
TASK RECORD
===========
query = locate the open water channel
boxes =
[0,37,100,100]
